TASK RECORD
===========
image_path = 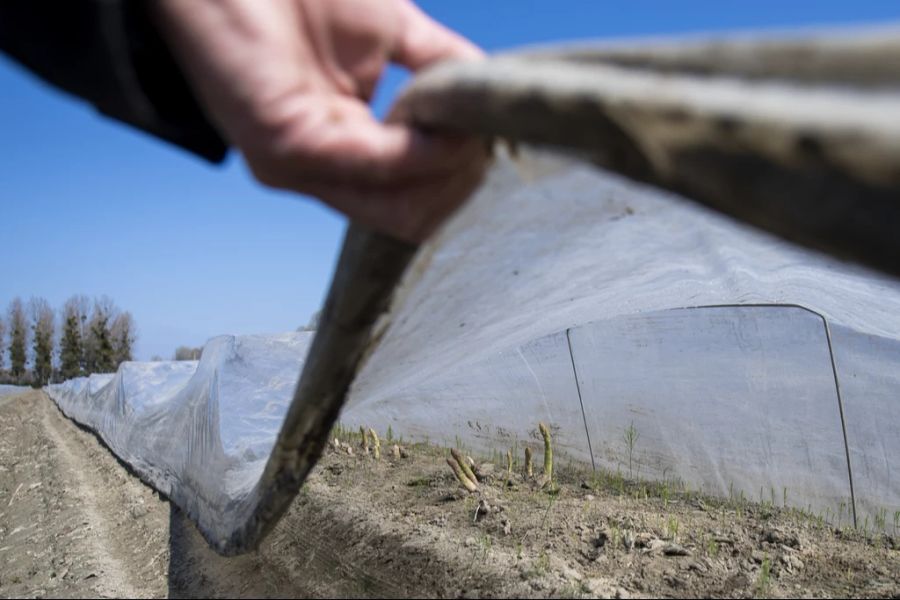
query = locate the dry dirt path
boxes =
[0,390,170,598]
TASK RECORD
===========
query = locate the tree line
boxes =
[0,295,136,387]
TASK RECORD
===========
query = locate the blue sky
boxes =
[2,1,898,361]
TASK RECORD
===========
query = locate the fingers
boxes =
[244,94,483,188]
[154,0,488,242]
[240,94,489,242]
[198,0,490,242]
[391,0,484,71]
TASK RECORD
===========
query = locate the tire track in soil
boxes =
[0,391,169,598]
[39,396,142,598]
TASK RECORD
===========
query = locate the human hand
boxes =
[153,0,488,243]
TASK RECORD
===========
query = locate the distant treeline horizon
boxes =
[0,295,135,387]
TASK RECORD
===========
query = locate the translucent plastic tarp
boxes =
[49,334,311,534]
[47,151,900,548]
[46,28,900,553]
[345,155,900,529]
[0,385,29,399]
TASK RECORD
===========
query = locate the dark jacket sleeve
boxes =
[0,0,228,163]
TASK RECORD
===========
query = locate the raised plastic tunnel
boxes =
[47,26,900,554]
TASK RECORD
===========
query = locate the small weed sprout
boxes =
[386,424,393,443]
[535,550,550,575]
[756,555,772,597]
[540,491,557,532]
[623,421,639,479]
[666,515,679,541]
[610,524,621,551]
[479,534,492,561]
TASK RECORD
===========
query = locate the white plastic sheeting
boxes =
[570,307,851,512]
[46,151,900,541]
[345,155,900,526]
[49,334,312,535]
[830,327,900,526]
[0,385,29,399]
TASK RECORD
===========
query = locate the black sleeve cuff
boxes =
[0,0,229,163]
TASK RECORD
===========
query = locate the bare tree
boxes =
[110,311,136,367]
[59,296,88,380]
[67,294,91,372]
[174,346,202,361]
[29,297,55,386]
[298,310,321,332]
[0,315,5,372]
[71,294,91,344]
[84,296,118,374]
[7,298,28,381]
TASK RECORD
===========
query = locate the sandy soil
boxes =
[1,391,898,598]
